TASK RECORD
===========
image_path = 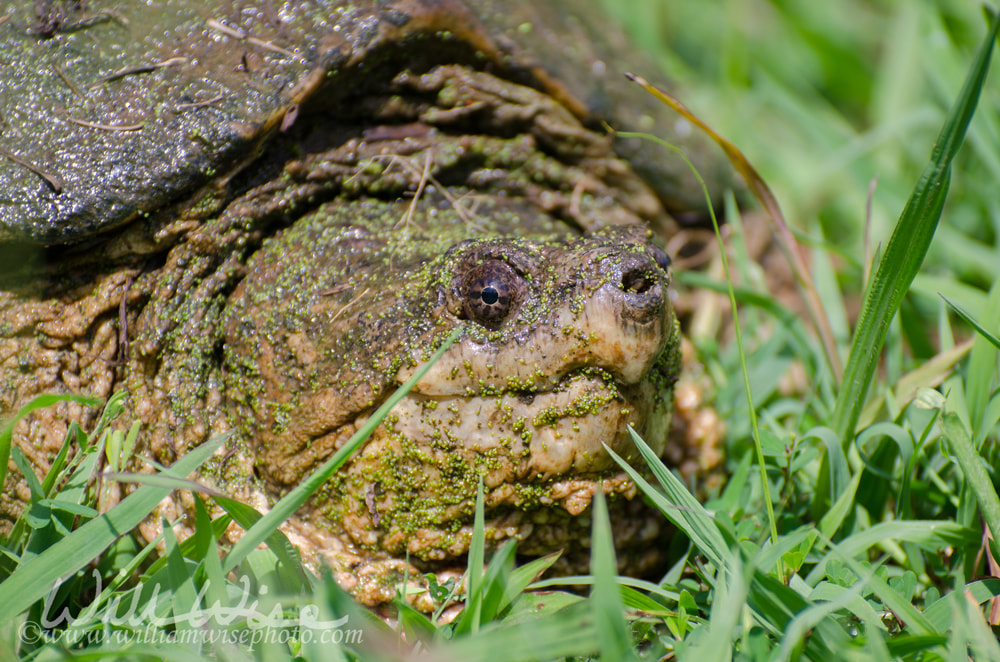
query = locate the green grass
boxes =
[4,0,1000,659]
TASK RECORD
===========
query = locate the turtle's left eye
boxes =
[462,260,521,328]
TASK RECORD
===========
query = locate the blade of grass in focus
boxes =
[831,9,999,440]
[817,9,1000,511]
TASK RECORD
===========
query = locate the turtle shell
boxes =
[0,0,731,244]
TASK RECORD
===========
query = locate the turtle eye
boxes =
[463,260,519,327]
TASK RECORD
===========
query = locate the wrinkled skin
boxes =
[0,0,723,607]
[0,0,731,242]
[224,202,683,597]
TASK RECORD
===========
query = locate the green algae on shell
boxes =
[0,0,732,244]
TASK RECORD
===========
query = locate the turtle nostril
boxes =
[621,268,656,294]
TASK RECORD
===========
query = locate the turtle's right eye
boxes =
[462,260,521,328]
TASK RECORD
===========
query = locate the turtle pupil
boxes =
[460,259,522,329]
[482,287,499,305]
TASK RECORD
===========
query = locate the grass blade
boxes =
[453,477,487,636]
[963,274,1000,433]
[811,11,1000,517]
[941,294,1000,351]
[39,422,84,497]
[684,557,746,662]
[941,410,1000,556]
[213,496,307,585]
[922,578,1000,631]
[776,576,869,661]
[609,430,731,570]
[836,553,937,636]
[829,11,1000,447]
[590,490,637,661]
[499,551,561,613]
[162,520,199,648]
[746,570,848,656]
[0,433,225,624]
[0,393,102,514]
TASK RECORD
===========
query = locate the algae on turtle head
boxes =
[224,200,681,581]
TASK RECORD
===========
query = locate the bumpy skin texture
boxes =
[0,0,730,243]
[0,1,723,606]
[216,200,690,602]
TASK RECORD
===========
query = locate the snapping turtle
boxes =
[0,0,724,604]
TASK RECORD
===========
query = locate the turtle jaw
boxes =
[286,357,679,582]
[325,348,677,557]
[400,364,675,478]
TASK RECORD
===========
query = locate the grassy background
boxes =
[622,6,998,380]
[606,0,999,298]
[601,0,1000,657]
[2,1,1000,660]
[604,0,1000,502]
